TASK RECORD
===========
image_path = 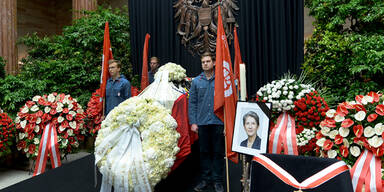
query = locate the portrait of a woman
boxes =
[240,111,261,149]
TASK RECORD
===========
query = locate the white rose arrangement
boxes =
[256,77,315,112]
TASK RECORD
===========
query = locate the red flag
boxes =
[100,21,113,99]
[141,33,151,90]
[233,26,243,90]
[214,7,238,163]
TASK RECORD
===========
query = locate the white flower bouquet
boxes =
[95,97,180,191]
[155,62,186,82]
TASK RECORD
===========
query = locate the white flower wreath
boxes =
[95,97,180,191]
[155,62,186,82]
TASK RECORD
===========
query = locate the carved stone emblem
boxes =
[174,0,239,55]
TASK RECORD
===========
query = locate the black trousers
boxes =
[198,124,225,183]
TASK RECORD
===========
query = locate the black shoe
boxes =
[194,180,208,192]
[214,183,224,192]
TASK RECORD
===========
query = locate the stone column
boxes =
[72,0,97,20]
[0,0,18,74]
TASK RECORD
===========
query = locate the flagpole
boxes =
[224,109,230,192]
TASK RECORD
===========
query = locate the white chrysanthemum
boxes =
[95,97,180,189]
[327,150,337,158]
[364,126,375,137]
[155,62,186,82]
[354,111,366,121]
[368,136,383,148]
[350,146,361,157]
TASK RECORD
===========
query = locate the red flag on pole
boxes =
[141,33,151,90]
[214,7,238,163]
[233,26,243,90]
[100,21,113,99]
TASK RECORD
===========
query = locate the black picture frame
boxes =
[231,101,271,156]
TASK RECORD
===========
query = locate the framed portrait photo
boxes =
[231,101,271,156]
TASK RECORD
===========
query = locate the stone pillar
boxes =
[0,0,18,74]
[72,0,97,20]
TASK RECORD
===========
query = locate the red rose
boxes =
[63,108,69,114]
[27,133,35,140]
[36,110,43,117]
[367,113,378,122]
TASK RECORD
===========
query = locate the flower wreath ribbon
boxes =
[95,124,151,192]
[253,154,349,190]
[33,123,61,176]
[268,112,298,155]
[350,149,382,192]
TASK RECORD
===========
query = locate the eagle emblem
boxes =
[174,0,239,56]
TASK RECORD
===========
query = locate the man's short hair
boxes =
[108,59,121,68]
[150,57,159,63]
[201,52,215,61]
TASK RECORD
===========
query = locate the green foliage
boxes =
[0,75,47,116]
[0,6,134,116]
[303,0,384,106]
[0,57,5,79]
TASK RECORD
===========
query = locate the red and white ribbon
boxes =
[268,112,298,155]
[350,150,382,192]
[253,154,349,190]
[33,123,61,176]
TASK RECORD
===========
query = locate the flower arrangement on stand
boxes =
[0,112,16,158]
[95,97,180,191]
[256,74,315,155]
[14,93,86,175]
[293,91,329,155]
[85,89,103,136]
[155,62,186,82]
[316,91,384,191]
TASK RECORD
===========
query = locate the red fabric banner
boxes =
[214,6,238,163]
[171,94,198,171]
[140,33,151,90]
[233,26,243,91]
[100,21,113,99]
